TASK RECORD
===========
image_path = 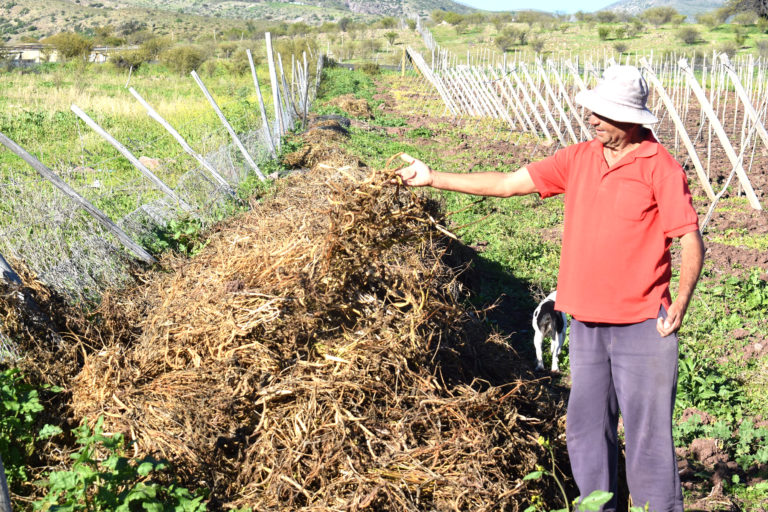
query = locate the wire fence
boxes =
[0,34,324,359]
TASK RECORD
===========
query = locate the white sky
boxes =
[455,0,612,14]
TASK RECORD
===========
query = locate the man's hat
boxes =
[575,65,658,125]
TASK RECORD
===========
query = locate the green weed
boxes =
[0,369,62,490]
[33,416,206,511]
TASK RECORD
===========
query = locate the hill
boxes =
[602,0,726,16]
[90,0,475,19]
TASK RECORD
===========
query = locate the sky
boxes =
[456,0,612,14]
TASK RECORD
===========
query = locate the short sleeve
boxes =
[653,159,700,238]
[527,146,574,198]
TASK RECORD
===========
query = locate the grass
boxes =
[0,59,288,219]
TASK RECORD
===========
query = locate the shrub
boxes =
[614,25,627,39]
[159,44,208,74]
[359,62,380,75]
[756,40,768,59]
[42,32,93,61]
[139,36,172,60]
[678,27,701,45]
[529,36,545,53]
[595,11,618,23]
[641,6,679,26]
[733,25,749,46]
[494,33,516,51]
[716,40,739,58]
[696,12,720,29]
[613,42,629,53]
[109,48,149,69]
[732,11,758,26]
[598,26,611,40]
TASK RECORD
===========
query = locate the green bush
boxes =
[42,32,93,61]
[677,27,701,45]
[109,48,149,70]
[159,44,208,74]
[597,26,611,40]
[0,369,61,493]
[757,39,768,59]
[359,62,380,76]
[613,42,629,53]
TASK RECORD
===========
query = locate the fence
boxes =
[406,29,768,214]
[0,33,325,360]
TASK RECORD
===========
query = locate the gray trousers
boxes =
[566,311,683,512]
[0,455,10,512]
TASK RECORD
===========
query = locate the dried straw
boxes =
[64,146,566,509]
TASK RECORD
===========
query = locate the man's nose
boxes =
[588,114,600,126]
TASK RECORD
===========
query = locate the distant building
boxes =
[3,44,135,65]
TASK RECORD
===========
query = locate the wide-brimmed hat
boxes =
[575,65,658,125]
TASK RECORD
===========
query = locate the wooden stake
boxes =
[190,71,266,181]
[129,87,236,196]
[640,58,715,201]
[678,59,761,210]
[0,131,156,264]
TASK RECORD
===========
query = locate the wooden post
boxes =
[537,61,578,144]
[719,53,768,152]
[678,59,761,210]
[190,71,266,181]
[501,71,539,137]
[0,132,157,264]
[0,252,22,286]
[70,105,197,216]
[265,32,285,140]
[546,59,592,141]
[639,58,715,201]
[510,66,553,143]
[129,87,236,196]
[247,49,277,158]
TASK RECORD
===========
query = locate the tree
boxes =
[726,0,768,19]
[160,44,208,74]
[596,11,619,23]
[338,17,351,32]
[640,6,680,26]
[42,32,93,61]
[383,31,397,45]
[379,16,397,29]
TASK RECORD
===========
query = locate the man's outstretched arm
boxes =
[397,154,538,198]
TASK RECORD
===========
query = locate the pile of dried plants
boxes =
[5,138,567,510]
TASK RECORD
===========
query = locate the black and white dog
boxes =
[532,290,567,372]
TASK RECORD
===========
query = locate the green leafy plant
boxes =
[522,437,647,512]
[33,416,206,511]
[0,368,62,488]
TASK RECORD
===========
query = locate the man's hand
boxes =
[657,230,705,337]
[657,302,684,337]
[397,153,433,187]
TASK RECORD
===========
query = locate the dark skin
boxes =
[397,111,705,336]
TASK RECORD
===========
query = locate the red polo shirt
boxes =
[527,134,699,323]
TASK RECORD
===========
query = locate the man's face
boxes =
[588,112,638,149]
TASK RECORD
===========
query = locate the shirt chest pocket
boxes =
[614,181,654,221]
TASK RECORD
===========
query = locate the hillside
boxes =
[602,0,726,16]
[88,0,475,19]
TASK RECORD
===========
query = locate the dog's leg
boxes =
[551,327,565,372]
[534,331,545,370]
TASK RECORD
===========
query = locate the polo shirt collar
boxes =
[589,130,660,171]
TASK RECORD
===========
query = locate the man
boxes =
[396,65,705,512]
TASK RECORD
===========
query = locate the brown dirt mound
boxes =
[329,93,374,119]
[67,155,566,509]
